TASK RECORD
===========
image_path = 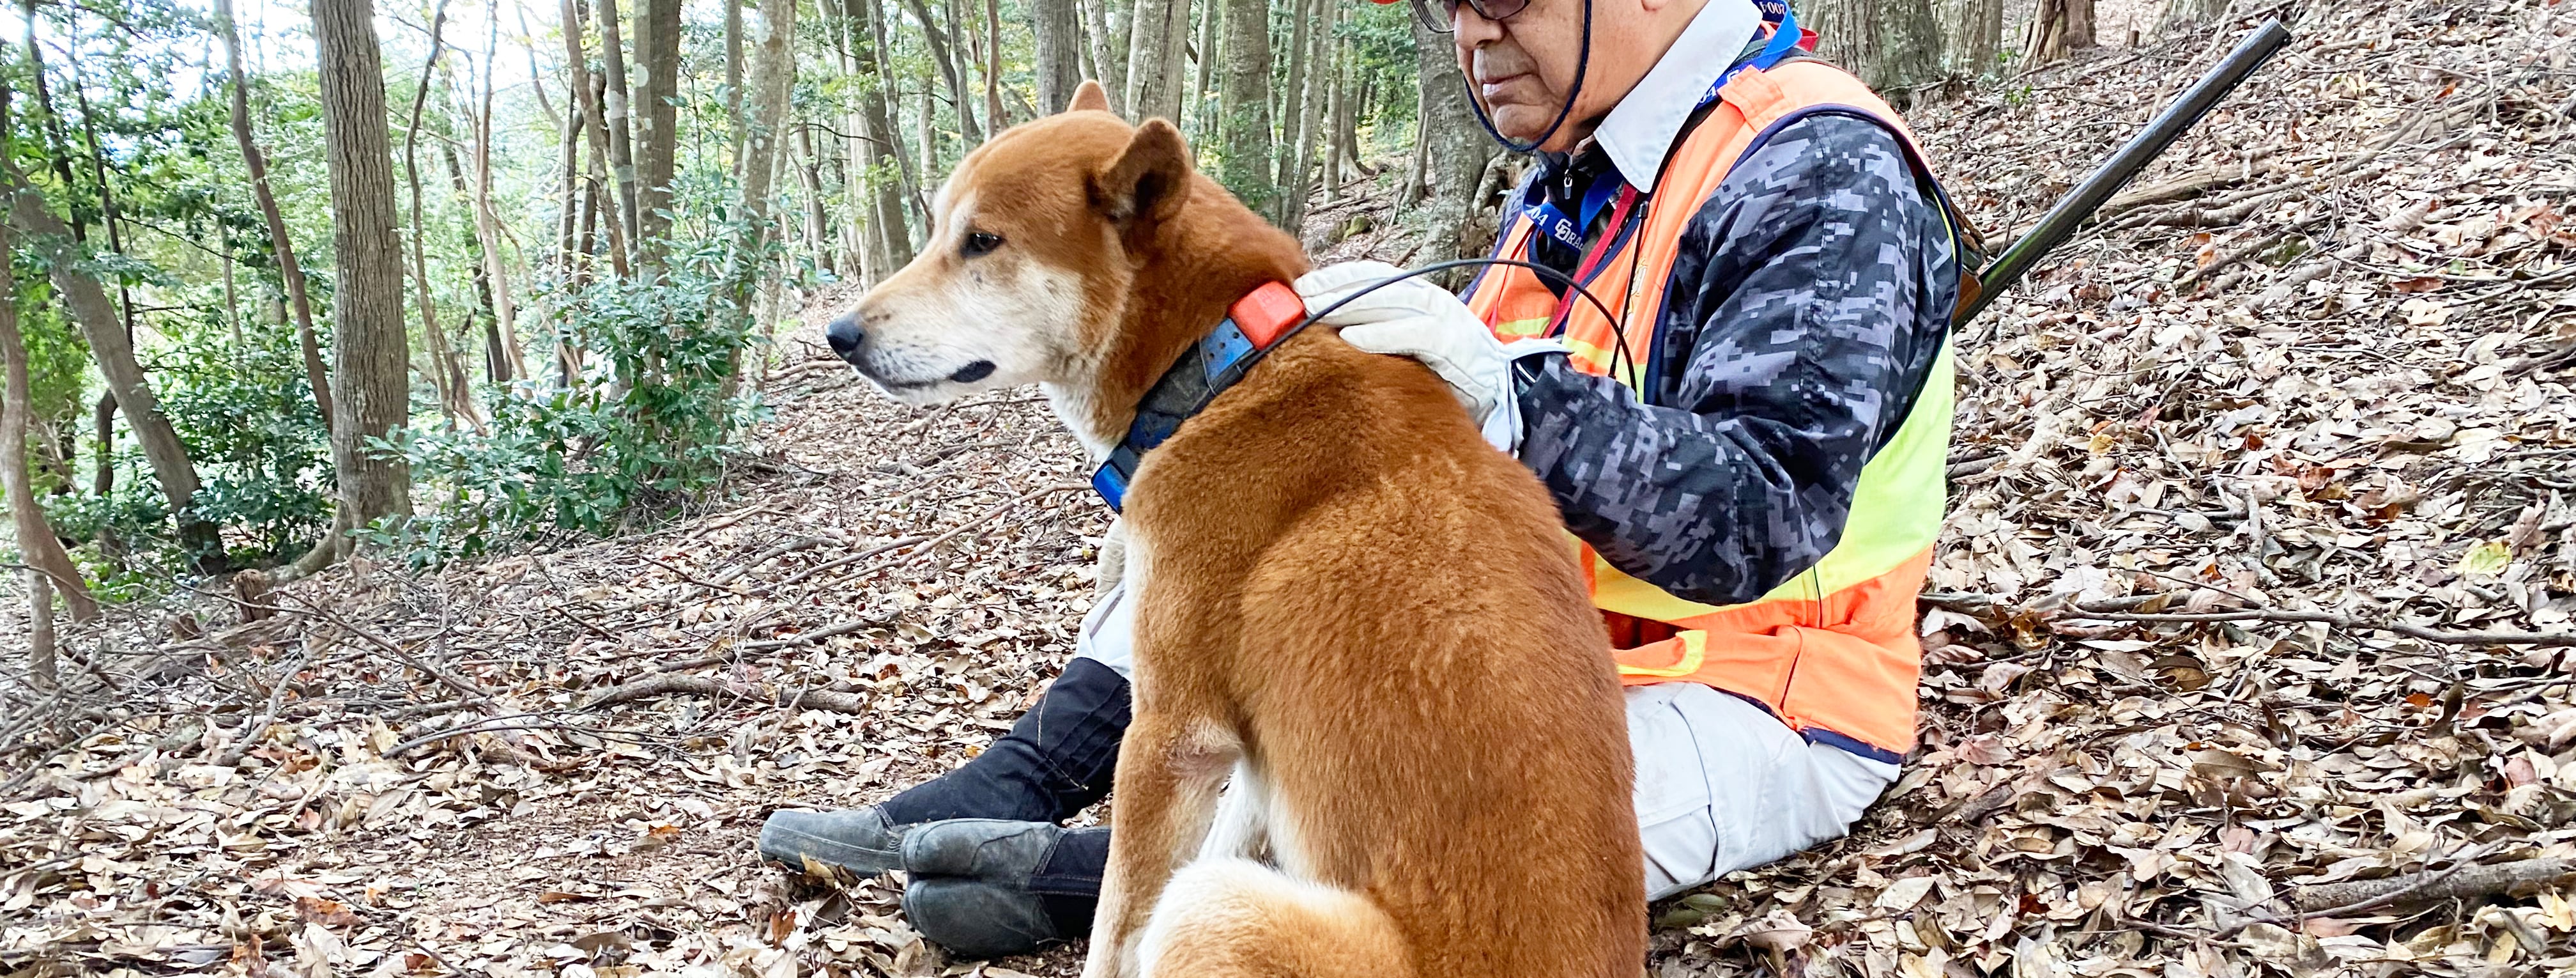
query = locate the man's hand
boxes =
[1294,261,1564,451]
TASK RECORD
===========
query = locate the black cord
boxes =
[1252,258,1635,387]
[1464,0,1591,155]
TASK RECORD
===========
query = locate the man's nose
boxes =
[826,313,866,363]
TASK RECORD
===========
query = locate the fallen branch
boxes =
[2063,607,2576,646]
[2174,216,2326,289]
[2291,857,2575,913]
[580,672,870,714]
[1921,591,2576,646]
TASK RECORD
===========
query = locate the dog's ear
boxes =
[1066,80,1111,114]
[1092,119,1192,235]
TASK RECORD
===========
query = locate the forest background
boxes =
[0,0,2124,618]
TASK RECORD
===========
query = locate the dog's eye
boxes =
[961,231,1004,258]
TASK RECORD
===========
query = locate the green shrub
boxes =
[372,244,772,567]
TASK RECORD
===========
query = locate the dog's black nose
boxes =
[825,313,865,362]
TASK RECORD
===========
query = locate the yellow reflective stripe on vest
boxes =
[1494,317,1554,339]
[1614,630,1707,678]
[1586,339,1954,623]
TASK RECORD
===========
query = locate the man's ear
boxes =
[1066,80,1111,113]
[1092,119,1192,235]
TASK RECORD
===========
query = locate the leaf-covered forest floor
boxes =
[10,1,2576,975]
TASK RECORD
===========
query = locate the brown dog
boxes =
[835,81,1642,978]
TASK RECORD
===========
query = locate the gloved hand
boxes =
[1294,261,1565,453]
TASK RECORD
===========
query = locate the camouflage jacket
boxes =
[1512,113,1960,607]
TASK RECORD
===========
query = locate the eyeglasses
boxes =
[1405,0,1533,33]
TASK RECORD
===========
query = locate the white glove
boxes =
[1294,261,1565,453]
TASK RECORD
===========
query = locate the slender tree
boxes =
[2159,0,2230,32]
[2025,0,2096,66]
[0,159,98,626]
[4,169,225,572]
[1081,0,1127,113]
[1280,0,1334,231]
[902,0,983,145]
[983,0,1007,130]
[1032,0,1082,113]
[1946,0,2002,74]
[402,0,484,428]
[1806,0,1943,96]
[297,0,415,574]
[1410,17,1490,277]
[633,0,685,260]
[1124,0,1181,120]
[596,0,643,264]
[1214,0,1273,212]
[215,0,334,435]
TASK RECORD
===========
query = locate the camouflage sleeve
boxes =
[1512,113,1958,606]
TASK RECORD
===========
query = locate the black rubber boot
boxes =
[878,657,1132,825]
[899,819,1111,958]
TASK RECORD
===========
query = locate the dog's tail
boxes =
[1135,858,1414,978]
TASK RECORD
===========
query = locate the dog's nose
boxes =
[825,313,866,362]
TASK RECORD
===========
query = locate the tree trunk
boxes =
[1946,0,2002,74]
[216,0,334,436]
[2159,0,2230,33]
[2024,0,2096,66]
[919,86,939,172]
[403,1,484,430]
[634,0,686,263]
[1081,0,1126,113]
[795,125,833,274]
[1124,0,1181,121]
[470,0,528,382]
[90,392,112,497]
[595,0,643,269]
[727,0,747,160]
[851,0,917,267]
[1214,0,1273,213]
[1033,0,1081,113]
[1807,0,1943,95]
[1186,0,1218,137]
[1323,56,1351,201]
[5,171,223,572]
[1278,0,1331,230]
[302,0,415,573]
[903,0,983,146]
[1410,17,1489,275]
[0,184,98,625]
[983,0,1008,130]
[1270,0,1314,224]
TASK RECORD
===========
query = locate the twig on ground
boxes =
[579,672,870,715]
[1920,591,2576,646]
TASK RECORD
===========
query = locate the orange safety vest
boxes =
[1465,60,1959,761]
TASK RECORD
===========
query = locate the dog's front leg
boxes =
[1082,714,1238,978]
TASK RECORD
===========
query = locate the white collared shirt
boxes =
[1591,0,1763,190]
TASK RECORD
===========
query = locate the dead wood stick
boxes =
[213,649,310,768]
[742,616,886,651]
[581,672,869,714]
[765,535,929,591]
[2062,607,2576,646]
[266,596,493,702]
[1923,591,2576,646]
[708,536,832,586]
[2292,857,2576,913]
[545,602,620,641]
[2175,217,2326,289]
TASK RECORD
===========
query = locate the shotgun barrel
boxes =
[1956,19,2294,325]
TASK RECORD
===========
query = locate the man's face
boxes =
[1451,0,1689,153]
